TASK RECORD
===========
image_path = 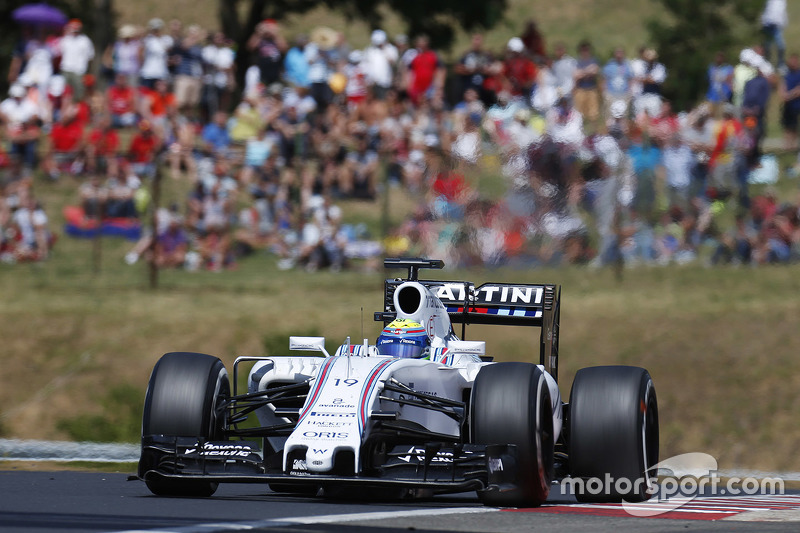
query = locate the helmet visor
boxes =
[377,341,425,359]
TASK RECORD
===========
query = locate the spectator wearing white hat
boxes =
[139,18,173,89]
[739,58,773,208]
[361,29,397,99]
[0,84,41,170]
[344,50,368,108]
[59,19,95,100]
[733,48,760,109]
[632,48,667,119]
[103,25,141,85]
[742,57,773,141]
[502,37,536,99]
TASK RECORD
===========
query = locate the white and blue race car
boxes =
[138,258,659,506]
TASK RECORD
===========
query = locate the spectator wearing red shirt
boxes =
[86,113,120,176]
[139,78,176,131]
[503,37,537,98]
[645,99,681,145]
[406,35,445,105]
[128,119,161,177]
[107,73,137,128]
[521,19,547,60]
[431,169,471,218]
[42,104,85,179]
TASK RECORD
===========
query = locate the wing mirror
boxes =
[289,336,331,357]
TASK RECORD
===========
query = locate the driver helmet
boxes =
[376,319,430,359]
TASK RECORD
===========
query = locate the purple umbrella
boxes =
[12,3,68,27]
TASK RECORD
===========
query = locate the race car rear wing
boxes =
[375,258,561,382]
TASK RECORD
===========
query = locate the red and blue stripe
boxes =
[446,306,542,318]
[296,357,338,425]
[358,359,400,432]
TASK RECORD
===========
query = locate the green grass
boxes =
[113,0,800,63]
[3,229,800,472]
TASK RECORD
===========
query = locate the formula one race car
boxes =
[138,258,659,506]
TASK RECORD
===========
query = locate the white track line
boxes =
[114,507,500,533]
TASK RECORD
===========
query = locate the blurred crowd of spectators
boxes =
[1,1,800,270]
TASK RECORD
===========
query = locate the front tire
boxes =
[568,365,659,502]
[139,352,230,497]
[471,362,554,507]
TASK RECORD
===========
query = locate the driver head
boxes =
[376,319,430,359]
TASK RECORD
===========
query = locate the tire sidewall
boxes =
[568,365,658,502]
[471,362,553,506]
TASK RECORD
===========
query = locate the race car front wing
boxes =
[139,435,522,497]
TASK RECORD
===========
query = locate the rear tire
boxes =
[471,362,554,507]
[140,352,230,497]
[568,365,659,503]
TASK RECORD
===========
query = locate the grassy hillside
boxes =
[107,1,743,60]
[114,1,800,62]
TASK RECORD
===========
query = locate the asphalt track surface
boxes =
[3,470,800,533]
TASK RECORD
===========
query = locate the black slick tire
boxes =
[568,365,659,503]
[140,352,229,497]
[471,362,554,507]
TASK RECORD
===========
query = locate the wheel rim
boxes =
[210,368,230,440]
[640,378,659,496]
[536,374,554,488]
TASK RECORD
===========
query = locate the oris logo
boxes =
[303,431,349,439]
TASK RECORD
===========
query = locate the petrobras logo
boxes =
[309,411,356,418]
[424,294,445,310]
[398,446,454,464]
[184,442,255,458]
[488,457,504,473]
